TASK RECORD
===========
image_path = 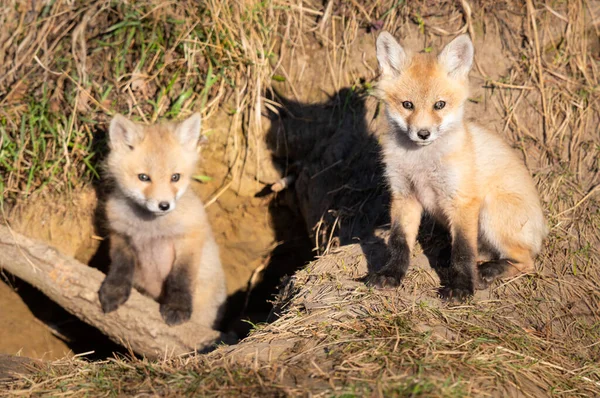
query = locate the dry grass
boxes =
[0,0,285,201]
[1,0,600,396]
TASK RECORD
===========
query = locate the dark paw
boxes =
[473,277,489,291]
[98,281,131,313]
[439,285,473,302]
[160,301,192,326]
[367,268,405,288]
[478,261,508,288]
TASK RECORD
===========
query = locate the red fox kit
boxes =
[98,113,227,327]
[371,32,548,300]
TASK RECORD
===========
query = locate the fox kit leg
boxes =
[159,234,203,326]
[440,200,479,301]
[159,254,194,326]
[478,247,535,288]
[160,263,193,326]
[99,233,136,313]
[370,194,422,287]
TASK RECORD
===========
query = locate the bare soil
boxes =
[0,280,70,360]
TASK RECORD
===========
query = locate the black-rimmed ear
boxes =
[376,31,407,77]
[438,34,474,79]
[109,114,143,150]
[174,113,202,148]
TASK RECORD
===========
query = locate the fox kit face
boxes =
[376,32,474,146]
[107,113,202,215]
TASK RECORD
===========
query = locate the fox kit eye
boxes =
[402,101,414,110]
[171,173,181,182]
[434,101,446,110]
[138,174,150,182]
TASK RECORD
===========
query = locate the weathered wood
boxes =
[0,224,223,359]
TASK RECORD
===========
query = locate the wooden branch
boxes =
[0,225,224,359]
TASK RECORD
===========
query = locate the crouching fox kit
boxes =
[98,113,227,327]
[371,32,547,300]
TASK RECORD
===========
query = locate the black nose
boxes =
[417,130,431,140]
[158,202,170,211]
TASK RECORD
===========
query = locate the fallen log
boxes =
[0,224,224,359]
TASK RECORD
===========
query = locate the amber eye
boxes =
[138,174,150,182]
[434,101,446,110]
[171,173,181,182]
[402,101,414,110]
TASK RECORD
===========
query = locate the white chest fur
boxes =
[106,195,191,298]
[383,135,461,215]
[130,235,175,298]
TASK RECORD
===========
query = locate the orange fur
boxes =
[390,193,422,253]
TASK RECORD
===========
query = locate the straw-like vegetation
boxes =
[1,0,282,200]
[1,0,599,396]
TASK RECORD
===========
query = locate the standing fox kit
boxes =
[98,113,227,327]
[371,32,547,299]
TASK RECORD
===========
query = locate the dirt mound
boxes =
[215,238,600,396]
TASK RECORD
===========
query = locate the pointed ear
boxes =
[438,34,474,79]
[175,113,202,148]
[109,114,143,149]
[376,31,407,77]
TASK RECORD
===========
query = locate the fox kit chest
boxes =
[410,166,449,212]
[385,147,460,214]
[131,235,175,299]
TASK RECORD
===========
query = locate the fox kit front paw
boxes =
[441,233,478,302]
[369,265,405,288]
[159,269,193,326]
[439,284,473,302]
[369,218,414,289]
[98,278,132,313]
[160,300,192,326]
[99,234,135,313]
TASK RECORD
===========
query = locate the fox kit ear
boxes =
[109,114,143,149]
[175,112,202,148]
[438,34,474,79]
[376,31,407,77]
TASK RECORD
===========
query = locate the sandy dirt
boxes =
[0,280,71,360]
